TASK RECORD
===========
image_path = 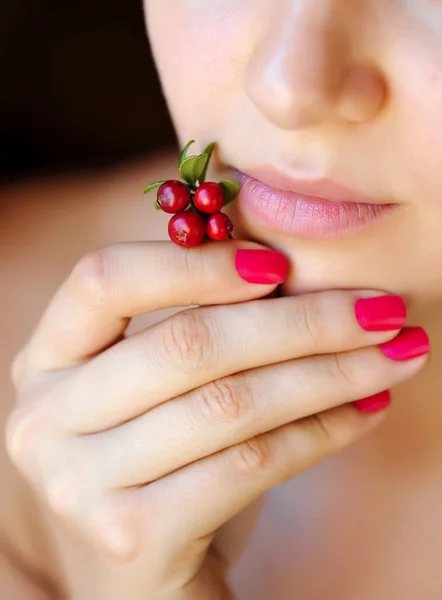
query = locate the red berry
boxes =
[193,182,225,214]
[157,180,191,213]
[206,212,233,241]
[168,211,206,247]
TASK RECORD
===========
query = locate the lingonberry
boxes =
[168,211,206,247]
[206,212,234,241]
[143,141,241,247]
[193,182,225,214]
[157,181,191,214]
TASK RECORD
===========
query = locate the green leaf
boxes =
[142,180,166,195]
[179,154,209,187]
[179,140,195,168]
[154,199,162,210]
[202,141,216,157]
[179,156,199,185]
[219,180,240,205]
[194,153,209,184]
[199,142,216,183]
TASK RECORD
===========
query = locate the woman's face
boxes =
[144,0,442,310]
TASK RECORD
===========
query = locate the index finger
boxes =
[19,241,288,373]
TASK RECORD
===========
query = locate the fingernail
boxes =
[380,326,430,361]
[355,295,406,332]
[354,390,391,413]
[235,249,288,284]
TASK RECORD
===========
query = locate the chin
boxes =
[229,206,428,313]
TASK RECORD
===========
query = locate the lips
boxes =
[233,168,398,239]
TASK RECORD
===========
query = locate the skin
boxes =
[3,1,442,598]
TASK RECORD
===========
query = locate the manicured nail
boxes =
[355,295,406,332]
[235,249,288,285]
[380,327,430,361]
[354,390,391,413]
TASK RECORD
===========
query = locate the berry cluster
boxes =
[142,141,240,248]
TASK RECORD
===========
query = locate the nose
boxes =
[244,0,387,130]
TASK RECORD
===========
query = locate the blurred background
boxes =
[0,0,175,183]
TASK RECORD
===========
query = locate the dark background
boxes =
[0,0,175,182]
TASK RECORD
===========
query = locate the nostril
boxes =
[337,65,387,123]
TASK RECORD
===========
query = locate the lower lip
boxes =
[234,172,398,239]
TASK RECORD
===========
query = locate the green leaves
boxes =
[219,180,240,205]
[179,153,209,187]
[143,141,219,192]
[142,180,166,195]
[141,141,240,215]
[177,140,216,187]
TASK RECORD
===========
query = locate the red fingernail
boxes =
[235,249,288,285]
[380,327,430,361]
[355,295,406,332]
[354,390,391,413]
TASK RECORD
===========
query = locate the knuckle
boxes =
[93,499,140,564]
[196,373,255,424]
[179,246,205,299]
[185,533,215,558]
[46,465,139,563]
[164,534,217,593]
[160,309,214,372]
[293,295,326,344]
[5,402,44,471]
[45,469,80,520]
[44,445,90,521]
[10,348,28,390]
[305,413,334,445]
[325,352,357,388]
[228,436,273,475]
[67,249,109,310]
[305,409,355,453]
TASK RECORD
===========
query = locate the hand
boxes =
[6,240,428,599]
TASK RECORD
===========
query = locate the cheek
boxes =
[383,32,442,295]
[395,71,442,294]
[146,1,258,140]
[392,39,442,203]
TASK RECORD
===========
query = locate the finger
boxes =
[94,342,426,487]
[138,403,385,556]
[58,291,407,433]
[19,241,286,373]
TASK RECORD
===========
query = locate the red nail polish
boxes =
[354,390,391,413]
[355,296,406,332]
[380,327,430,361]
[235,249,288,285]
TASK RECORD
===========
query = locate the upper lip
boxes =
[234,165,388,205]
